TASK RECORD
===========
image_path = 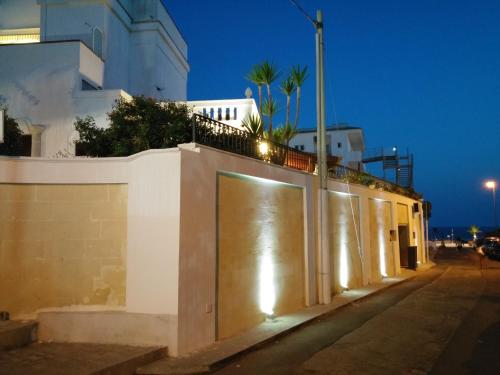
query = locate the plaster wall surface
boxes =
[217,173,305,340]
[0,183,127,318]
[0,0,40,30]
[368,199,395,280]
[177,144,316,355]
[0,150,182,353]
[328,193,362,294]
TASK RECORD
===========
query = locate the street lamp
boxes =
[485,180,497,230]
[289,0,331,304]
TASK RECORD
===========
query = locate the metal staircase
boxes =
[362,147,414,188]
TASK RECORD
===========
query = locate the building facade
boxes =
[0,0,189,157]
[290,125,365,171]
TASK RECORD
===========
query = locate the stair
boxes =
[0,320,38,351]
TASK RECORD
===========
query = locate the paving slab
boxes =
[299,261,484,374]
[138,264,434,375]
[0,343,167,375]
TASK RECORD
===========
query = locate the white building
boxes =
[0,0,189,157]
[290,125,365,171]
[187,98,259,131]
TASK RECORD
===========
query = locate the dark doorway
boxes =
[20,135,32,156]
[398,225,410,267]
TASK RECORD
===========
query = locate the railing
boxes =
[328,164,421,199]
[191,114,316,173]
[362,147,398,161]
[191,114,420,199]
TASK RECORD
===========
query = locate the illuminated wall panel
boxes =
[328,192,362,294]
[217,173,305,340]
[369,199,394,281]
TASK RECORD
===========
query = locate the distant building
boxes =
[290,125,365,170]
[187,98,259,130]
[0,0,189,157]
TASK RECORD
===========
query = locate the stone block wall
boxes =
[0,184,127,318]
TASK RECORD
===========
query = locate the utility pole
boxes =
[315,10,331,304]
[289,1,331,304]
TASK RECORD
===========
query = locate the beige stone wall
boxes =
[397,203,409,225]
[0,184,127,317]
[217,173,305,340]
[328,193,362,294]
[369,199,394,280]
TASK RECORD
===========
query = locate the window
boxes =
[300,145,305,151]
[202,108,207,117]
[92,27,103,58]
[294,145,299,150]
[210,108,214,119]
[217,108,222,121]
[225,107,230,121]
[233,107,238,120]
[337,142,342,148]
[313,136,317,143]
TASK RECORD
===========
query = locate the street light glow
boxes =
[485,180,496,190]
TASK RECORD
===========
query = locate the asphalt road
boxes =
[212,248,500,375]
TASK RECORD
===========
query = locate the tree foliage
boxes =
[75,96,193,157]
[0,109,23,156]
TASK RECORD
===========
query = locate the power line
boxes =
[288,0,316,27]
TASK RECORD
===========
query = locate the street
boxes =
[212,248,500,374]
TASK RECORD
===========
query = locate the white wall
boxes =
[187,98,259,130]
[290,129,364,169]
[0,0,40,30]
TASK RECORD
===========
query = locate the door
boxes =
[398,225,410,267]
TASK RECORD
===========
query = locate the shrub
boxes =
[75,96,193,157]
[0,109,23,156]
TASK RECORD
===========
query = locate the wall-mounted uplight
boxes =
[258,141,269,156]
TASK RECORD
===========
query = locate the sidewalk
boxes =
[138,262,435,375]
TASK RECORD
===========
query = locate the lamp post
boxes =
[485,180,497,230]
[290,1,331,304]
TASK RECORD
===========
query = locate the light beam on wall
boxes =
[339,226,349,289]
[379,227,387,277]
[259,251,275,316]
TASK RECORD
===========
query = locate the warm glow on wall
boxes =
[339,228,349,289]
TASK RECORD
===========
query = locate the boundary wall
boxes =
[0,144,425,355]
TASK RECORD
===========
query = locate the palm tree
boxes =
[262,98,278,139]
[241,114,263,138]
[260,61,279,136]
[468,225,481,241]
[246,64,265,115]
[291,65,308,130]
[280,75,296,129]
[273,123,298,146]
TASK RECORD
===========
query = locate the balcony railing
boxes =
[191,114,318,173]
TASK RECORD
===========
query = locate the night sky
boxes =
[165,0,500,227]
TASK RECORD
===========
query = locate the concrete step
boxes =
[0,320,38,351]
[0,343,167,375]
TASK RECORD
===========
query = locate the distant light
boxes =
[485,180,496,190]
[392,147,397,152]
